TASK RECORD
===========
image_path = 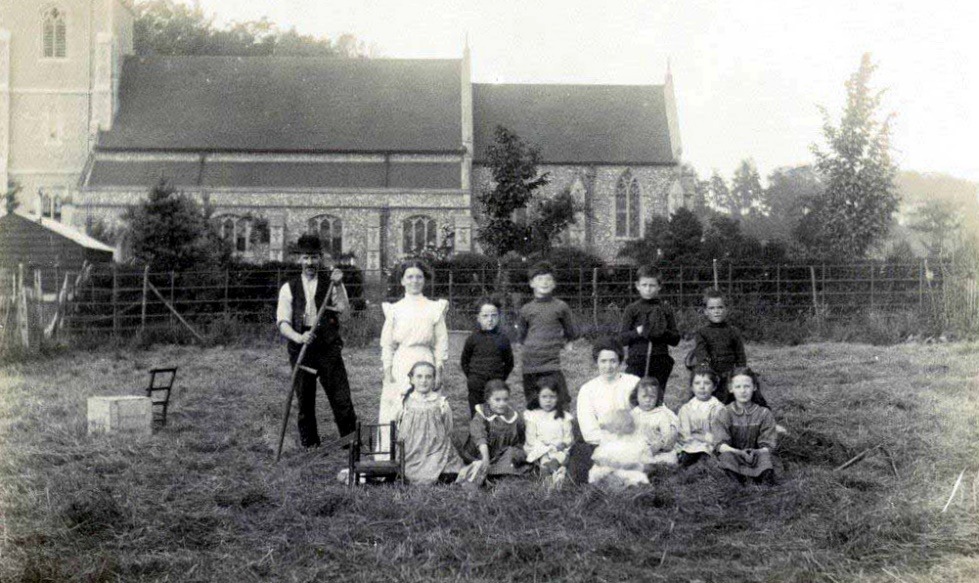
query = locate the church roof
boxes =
[473,83,676,165]
[98,56,464,153]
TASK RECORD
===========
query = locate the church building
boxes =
[1,1,685,270]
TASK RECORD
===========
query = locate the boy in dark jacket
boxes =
[461,297,515,417]
[619,265,680,406]
[690,288,762,405]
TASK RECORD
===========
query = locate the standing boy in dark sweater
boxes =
[689,289,749,404]
[516,262,579,410]
[460,297,515,417]
[619,265,680,406]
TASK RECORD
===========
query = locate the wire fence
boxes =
[0,260,957,343]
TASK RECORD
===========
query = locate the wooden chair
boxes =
[347,421,405,485]
[144,367,177,427]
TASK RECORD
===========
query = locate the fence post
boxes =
[448,271,454,308]
[809,265,818,312]
[728,263,733,295]
[112,264,119,337]
[679,266,684,307]
[918,258,924,308]
[776,265,781,305]
[34,269,43,345]
[141,266,149,333]
[821,264,827,306]
[591,267,598,327]
[578,268,584,311]
[870,264,875,310]
[169,271,176,329]
[223,269,230,320]
[712,259,719,290]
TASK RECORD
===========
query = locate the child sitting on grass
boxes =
[588,410,654,487]
[712,367,778,485]
[630,377,680,467]
[458,380,528,488]
[676,365,725,467]
[397,361,464,485]
[523,379,575,484]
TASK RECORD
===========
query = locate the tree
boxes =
[663,207,704,263]
[796,53,899,260]
[3,181,20,215]
[475,126,550,258]
[726,160,767,219]
[910,199,963,259]
[122,180,230,271]
[705,171,731,215]
[617,215,670,263]
[528,189,580,254]
[133,0,367,57]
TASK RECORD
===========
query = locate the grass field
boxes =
[1,335,978,582]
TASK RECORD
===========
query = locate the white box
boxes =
[87,396,153,436]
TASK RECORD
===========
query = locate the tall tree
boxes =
[706,171,732,215]
[123,180,230,271]
[528,189,580,254]
[910,199,963,259]
[796,53,899,260]
[475,126,550,258]
[728,160,767,219]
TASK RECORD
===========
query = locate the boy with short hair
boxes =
[689,288,747,403]
[460,297,515,418]
[516,262,579,410]
[619,265,680,406]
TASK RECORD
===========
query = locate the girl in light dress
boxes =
[397,361,464,485]
[629,378,680,467]
[523,379,575,484]
[676,365,725,467]
[379,260,448,448]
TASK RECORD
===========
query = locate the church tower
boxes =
[0,0,133,219]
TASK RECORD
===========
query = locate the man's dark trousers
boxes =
[289,334,357,448]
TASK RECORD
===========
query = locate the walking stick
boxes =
[275,279,336,463]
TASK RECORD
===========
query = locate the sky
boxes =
[195,0,979,184]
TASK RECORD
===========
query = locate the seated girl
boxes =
[458,380,529,487]
[676,365,725,467]
[711,366,778,485]
[569,337,638,484]
[397,361,464,485]
[588,410,654,487]
[523,378,575,484]
[630,377,680,467]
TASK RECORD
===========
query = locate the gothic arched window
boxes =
[42,7,67,59]
[218,216,251,253]
[308,215,343,258]
[615,171,642,238]
[403,215,436,255]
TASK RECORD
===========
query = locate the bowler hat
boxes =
[292,233,323,255]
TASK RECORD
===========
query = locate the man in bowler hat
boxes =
[276,233,357,448]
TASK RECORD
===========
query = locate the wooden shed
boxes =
[0,211,114,276]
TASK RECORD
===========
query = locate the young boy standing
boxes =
[460,297,515,417]
[690,288,746,403]
[619,265,680,406]
[516,262,579,410]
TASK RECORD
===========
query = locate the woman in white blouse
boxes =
[378,260,449,428]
